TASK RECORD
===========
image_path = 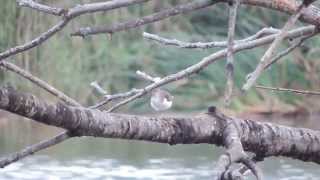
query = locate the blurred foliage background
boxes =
[0,0,320,113]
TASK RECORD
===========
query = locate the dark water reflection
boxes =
[0,111,320,179]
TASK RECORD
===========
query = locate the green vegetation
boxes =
[0,0,319,112]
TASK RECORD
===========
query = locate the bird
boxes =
[150,88,173,111]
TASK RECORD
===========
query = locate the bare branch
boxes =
[3,0,320,61]
[214,119,263,180]
[0,61,80,106]
[242,3,307,91]
[255,85,320,96]
[107,26,316,112]
[143,27,280,49]
[90,70,160,109]
[224,0,240,106]
[2,89,320,167]
[136,70,161,82]
[17,0,65,16]
[0,0,151,61]
[89,88,142,109]
[264,33,316,69]
[67,0,150,18]
[90,81,108,96]
[0,60,82,167]
[0,131,70,168]
[0,20,69,60]
[71,0,218,37]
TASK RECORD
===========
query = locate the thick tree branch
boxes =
[212,110,262,180]
[1,88,320,166]
[0,61,82,167]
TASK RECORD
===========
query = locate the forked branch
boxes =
[242,1,314,91]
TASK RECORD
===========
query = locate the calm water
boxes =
[0,112,320,179]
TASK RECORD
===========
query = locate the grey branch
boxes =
[0,61,81,167]
[17,0,65,16]
[3,25,314,166]
[143,27,279,49]
[0,61,80,106]
[213,111,262,180]
[90,70,158,109]
[136,70,161,82]
[3,0,320,61]
[242,3,306,91]
[224,0,240,106]
[255,85,320,96]
[90,81,108,96]
[90,88,142,109]
[71,0,219,37]
[0,131,70,168]
[108,26,316,112]
[0,0,150,61]
[264,33,316,69]
[2,88,320,168]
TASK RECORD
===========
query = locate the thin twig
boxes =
[143,27,279,49]
[242,3,306,91]
[224,0,240,106]
[136,70,161,82]
[90,81,108,95]
[264,33,316,69]
[90,70,158,109]
[255,85,320,96]
[0,20,69,60]
[0,131,70,168]
[107,26,316,112]
[71,0,218,37]
[89,88,142,109]
[17,0,65,16]
[0,61,80,106]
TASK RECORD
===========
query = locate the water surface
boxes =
[0,112,319,179]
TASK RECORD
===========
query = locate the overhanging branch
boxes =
[1,87,320,165]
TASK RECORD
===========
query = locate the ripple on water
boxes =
[0,155,319,179]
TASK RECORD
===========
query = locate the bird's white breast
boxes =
[150,96,172,111]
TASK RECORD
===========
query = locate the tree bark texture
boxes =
[1,87,320,164]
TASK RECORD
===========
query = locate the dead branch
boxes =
[2,88,320,171]
[108,26,316,112]
[255,85,320,96]
[242,2,307,91]
[17,0,65,16]
[0,0,150,60]
[0,61,80,106]
[0,131,70,168]
[1,1,320,179]
[0,61,82,166]
[264,33,316,69]
[71,0,217,37]
[143,27,279,49]
[224,0,240,106]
